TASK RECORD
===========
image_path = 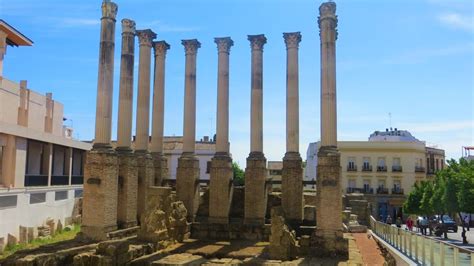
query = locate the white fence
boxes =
[370,216,474,266]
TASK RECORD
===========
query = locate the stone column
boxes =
[176,39,201,221]
[244,34,268,225]
[312,1,348,258]
[281,32,303,223]
[209,37,234,224]
[135,29,156,223]
[93,0,117,149]
[82,0,119,240]
[150,41,170,186]
[116,19,138,228]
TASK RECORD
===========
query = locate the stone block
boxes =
[19,225,28,244]
[37,225,50,237]
[7,233,17,247]
[269,207,298,261]
[57,219,63,232]
[152,253,207,265]
[137,152,155,224]
[209,155,233,224]
[46,217,55,235]
[27,227,38,242]
[244,153,268,225]
[97,238,130,256]
[117,152,138,228]
[176,155,200,220]
[281,152,304,222]
[82,149,119,241]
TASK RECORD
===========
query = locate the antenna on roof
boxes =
[388,112,392,129]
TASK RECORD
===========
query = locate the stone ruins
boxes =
[2,0,355,264]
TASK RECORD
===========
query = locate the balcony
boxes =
[415,166,426,173]
[347,187,374,194]
[427,169,435,175]
[377,166,387,172]
[392,165,403,172]
[347,165,357,172]
[376,187,389,194]
[362,165,373,172]
[392,187,404,195]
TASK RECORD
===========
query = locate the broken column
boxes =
[82,0,119,241]
[135,29,156,222]
[115,18,138,228]
[281,32,303,224]
[312,1,348,257]
[150,41,170,186]
[176,39,201,221]
[209,37,234,224]
[244,34,268,225]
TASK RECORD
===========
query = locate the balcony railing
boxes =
[376,187,389,194]
[415,166,426,173]
[346,187,374,194]
[377,166,387,172]
[392,165,403,172]
[391,187,404,194]
[427,169,435,175]
[362,165,373,172]
[347,165,357,172]
[24,175,48,187]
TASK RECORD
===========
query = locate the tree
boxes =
[420,181,434,216]
[452,158,474,244]
[431,173,447,238]
[232,162,245,186]
[403,181,426,215]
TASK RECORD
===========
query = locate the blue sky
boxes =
[1,0,473,165]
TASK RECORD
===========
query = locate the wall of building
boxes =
[0,186,82,241]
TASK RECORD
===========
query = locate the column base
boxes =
[282,152,303,222]
[81,149,118,241]
[310,229,348,258]
[176,154,200,221]
[152,152,168,186]
[209,154,233,224]
[244,152,268,226]
[116,150,138,229]
[136,151,155,224]
[315,145,344,240]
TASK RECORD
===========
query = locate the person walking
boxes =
[407,217,413,231]
[386,215,392,225]
[464,216,470,231]
[396,217,402,228]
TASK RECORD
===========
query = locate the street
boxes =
[401,225,474,251]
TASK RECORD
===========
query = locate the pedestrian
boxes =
[420,216,429,235]
[407,217,413,231]
[416,218,420,232]
[396,217,402,228]
[386,215,392,225]
[464,216,470,231]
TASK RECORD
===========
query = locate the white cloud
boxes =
[61,18,100,27]
[398,120,473,134]
[437,12,474,32]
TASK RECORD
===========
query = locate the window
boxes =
[0,195,18,209]
[348,179,356,188]
[206,161,212,174]
[347,157,356,171]
[378,179,385,188]
[30,192,46,204]
[363,157,370,169]
[393,158,400,167]
[363,179,371,190]
[436,159,439,171]
[55,191,68,201]
[393,180,401,189]
[74,189,83,198]
[377,157,385,167]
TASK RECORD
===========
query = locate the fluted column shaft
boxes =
[182,39,201,154]
[150,41,170,153]
[93,0,118,148]
[248,35,267,154]
[320,4,338,147]
[116,19,136,150]
[215,37,234,154]
[135,29,156,152]
[284,32,301,153]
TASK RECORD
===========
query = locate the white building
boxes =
[0,20,91,247]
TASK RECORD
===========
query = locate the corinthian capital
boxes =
[214,37,234,54]
[101,0,118,20]
[182,39,201,55]
[153,41,170,57]
[318,1,338,29]
[121,19,135,35]
[248,34,267,51]
[137,29,156,47]
[283,32,302,49]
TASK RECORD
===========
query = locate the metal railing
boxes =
[377,187,389,194]
[370,216,473,266]
[415,166,426,173]
[392,165,403,172]
[392,187,404,195]
[377,166,388,172]
[362,165,373,172]
[346,187,374,194]
[347,165,357,172]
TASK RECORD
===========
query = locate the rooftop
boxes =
[0,20,33,47]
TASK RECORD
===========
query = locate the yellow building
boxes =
[305,129,445,220]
